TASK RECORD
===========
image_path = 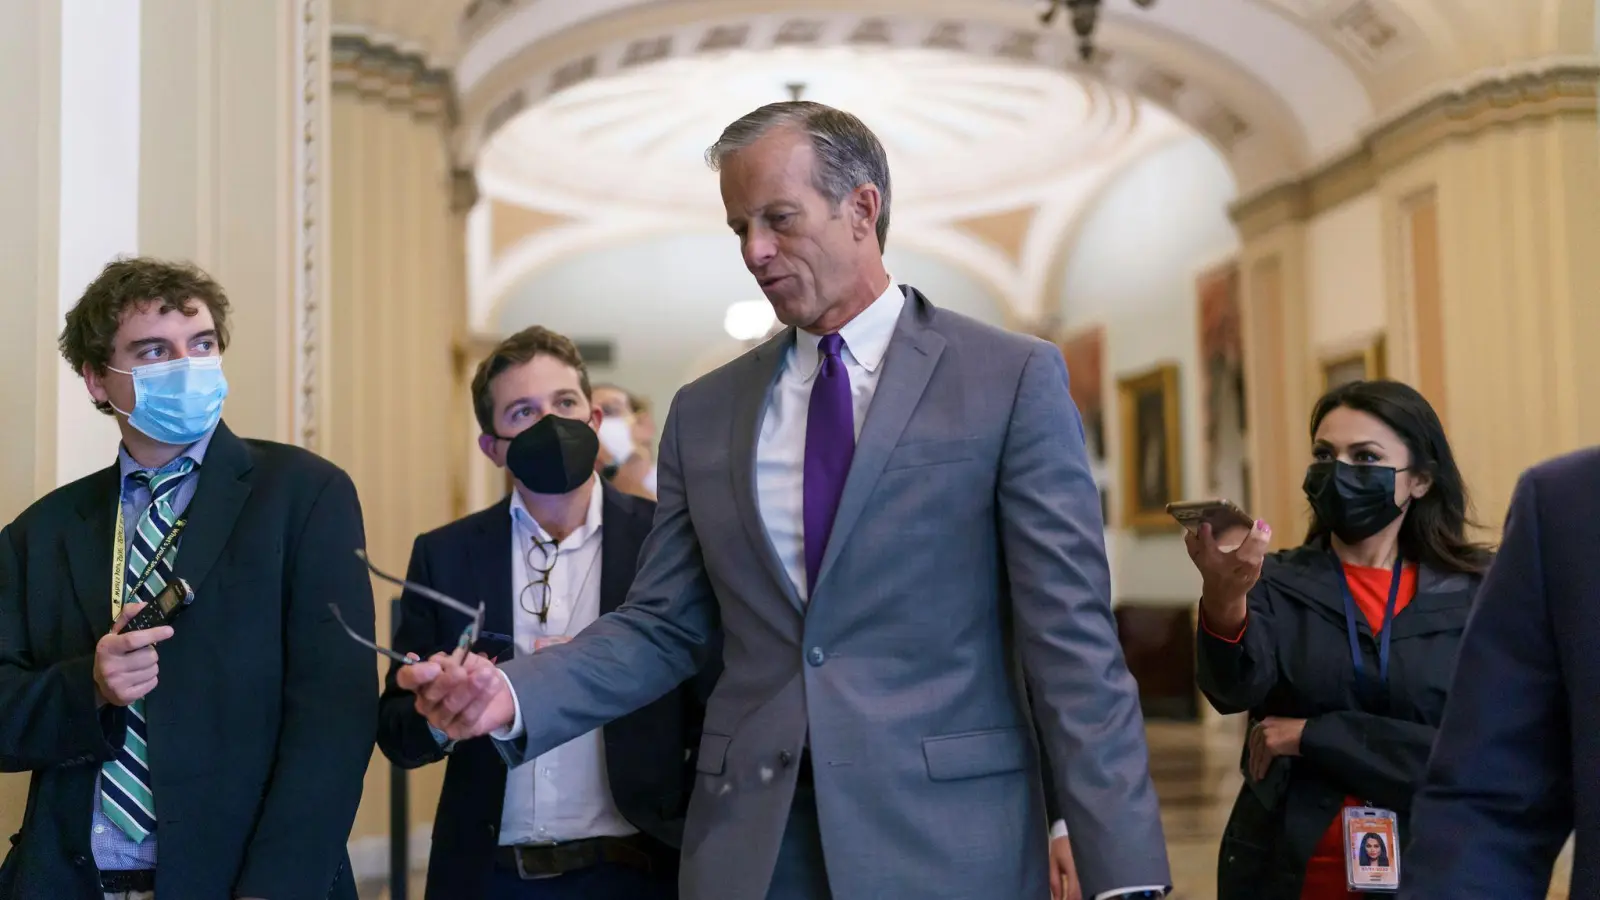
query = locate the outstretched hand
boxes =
[1185,520,1271,635]
[396,651,516,741]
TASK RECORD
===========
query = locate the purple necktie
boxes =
[803,333,855,594]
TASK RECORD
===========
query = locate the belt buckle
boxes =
[513,842,559,880]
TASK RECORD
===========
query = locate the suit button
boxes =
[779,750,793,767]
[487,823,497,836]
[807,647,825,667]
[72,854,88,868]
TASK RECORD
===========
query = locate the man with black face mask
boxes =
[376,326,718,900]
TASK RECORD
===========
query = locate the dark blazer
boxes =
[0,422,378,900]
[376,484,718,900]
[1403,448,1600,899]
[1195,539,1482,900]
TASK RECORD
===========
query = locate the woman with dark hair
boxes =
[1186,379,1488,899]
[1358,834,1390,868]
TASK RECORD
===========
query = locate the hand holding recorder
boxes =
[92,579,193,708]
[1168,499,1272,636]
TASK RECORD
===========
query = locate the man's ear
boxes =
[83,363,108,406]
[849,183,881,243]
[477,433,504,468]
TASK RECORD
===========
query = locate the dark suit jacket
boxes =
[1195,539,1481,900]
[376,484,718,900]
[1404,448,1600,899]
[0,422,378,900]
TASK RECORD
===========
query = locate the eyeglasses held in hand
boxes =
[328,549,485,666]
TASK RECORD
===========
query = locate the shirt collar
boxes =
[509,476,604,551]
[118,425,215,483]
[794,278,904,383]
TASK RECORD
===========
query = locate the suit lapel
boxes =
[471,499,515,639]
[598,485,640,615]
[814,290,945,594]
[730,331,805,611]
[66,466,123,637]
[171,422,253,592]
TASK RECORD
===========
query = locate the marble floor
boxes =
[359,719,1573,899]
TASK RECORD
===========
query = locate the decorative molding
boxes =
[459,12,1282,186]
[1231,62,1600,238]
[331,32,454,118]
[293,0,331,451]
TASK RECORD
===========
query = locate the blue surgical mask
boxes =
[107,356,229,446]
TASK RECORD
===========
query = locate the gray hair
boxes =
[705,101,892,251]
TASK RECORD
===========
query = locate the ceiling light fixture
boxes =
[724,300,777,342]
[1039,0,1158,62]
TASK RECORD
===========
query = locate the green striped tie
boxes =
[100,459,193,842]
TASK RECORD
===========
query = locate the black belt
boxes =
[100,869,155,892]
[493,834,658,879]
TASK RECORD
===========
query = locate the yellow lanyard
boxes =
[110,501,189,622]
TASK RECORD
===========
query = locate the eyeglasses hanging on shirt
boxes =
[520,533,559,624]
[328,549,485,666]
[517,532,601,627]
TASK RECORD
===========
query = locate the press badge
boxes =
[532,635,571,652]
[1343,806,1400,892]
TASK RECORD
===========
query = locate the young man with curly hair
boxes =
[0,257,377,900]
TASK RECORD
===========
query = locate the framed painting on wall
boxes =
[1196,260,1249,505]
[1056,327,1106,463]
[1321,334,1387,392]
[1117,364,1183,531]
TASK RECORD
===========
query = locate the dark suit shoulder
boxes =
[6,464,118,532]
[413,498,510,549]
[1523,445,1600,496]
[238,436,349,482]
[605,485,657,525]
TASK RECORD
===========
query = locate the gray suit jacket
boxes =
[498,288,1170,899]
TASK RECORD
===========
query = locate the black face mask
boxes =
[1303,460,1408,544]
[503,415,599,495]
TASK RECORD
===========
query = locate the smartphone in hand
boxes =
[469,631,514,662]
[1166,499,1254,549]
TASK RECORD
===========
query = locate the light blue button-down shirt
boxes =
[89,428,213,872]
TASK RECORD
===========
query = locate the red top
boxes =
[1300,562,1417,899]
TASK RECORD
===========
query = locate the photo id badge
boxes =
[1343,806,1400,892]
[532,635,571,652]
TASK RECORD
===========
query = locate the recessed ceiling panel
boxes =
[478,44,1144,215]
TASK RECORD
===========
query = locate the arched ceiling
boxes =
[455,3,1324,190]
[332,0,1597,335]
[478,43,1162,217]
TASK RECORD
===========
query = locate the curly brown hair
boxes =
[470,326,592,435]
[60,258,231,415]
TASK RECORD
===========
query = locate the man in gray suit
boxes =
[401,102,1170,900]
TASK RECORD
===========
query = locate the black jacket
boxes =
[1405,448,1600,898]
[376,485,719,900]
[1196,540,1482,900]
[0,422,378,900]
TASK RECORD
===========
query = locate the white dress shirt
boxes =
[755,278,903,603]
[496,481,636,846]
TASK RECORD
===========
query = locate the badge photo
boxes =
[1343,806,1400,892]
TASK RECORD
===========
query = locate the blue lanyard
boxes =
[1335,553,1404,705]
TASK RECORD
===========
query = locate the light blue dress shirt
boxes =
[89,428,212,872]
